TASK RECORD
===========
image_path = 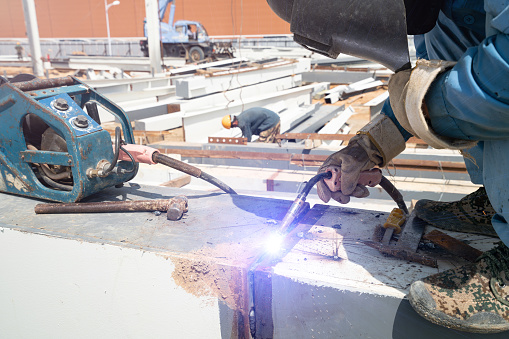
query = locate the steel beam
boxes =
[155,147,466,172]
[134,112,183,131]
[178,75,302,113]
[316,106,355,146]
[168,57,249,76]
[289,105,345,136]
[175,59,310,99]
[52,56,186,71]
[183,82,318,143]
[280,103,321,133]
[302,70,383,84]
[364,91,389,119]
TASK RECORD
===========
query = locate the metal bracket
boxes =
[208,137,247,145]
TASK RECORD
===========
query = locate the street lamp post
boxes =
[105,0,120,56]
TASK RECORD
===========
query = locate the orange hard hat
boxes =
[221,115,232,129]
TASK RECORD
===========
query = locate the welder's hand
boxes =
[316,139,378,204]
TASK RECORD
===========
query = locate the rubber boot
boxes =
[414,187,497,236]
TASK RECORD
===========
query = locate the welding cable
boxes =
[379,175,409,214]
[39,163,72,180]
[27,144,72,180]
[152,152,237,194]
[104,126,121,175]
[118,144,136,173]
[302,172,408,215]
[298,171,333,200]
[39,173,73,191]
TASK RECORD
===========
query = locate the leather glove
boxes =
[316,114,407,204]
[316,136,380,204]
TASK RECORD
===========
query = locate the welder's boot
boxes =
[408,242,509,333]
[414,187,497,237]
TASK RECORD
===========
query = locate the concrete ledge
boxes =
[0,185,502,338]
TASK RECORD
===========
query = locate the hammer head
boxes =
[166,195,189,221]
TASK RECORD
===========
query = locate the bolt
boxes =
[73,115,89,128]
[53,98,69,111]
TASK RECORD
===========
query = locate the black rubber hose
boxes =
[104,126,121,175]
[199,171,237,195]
[313,171,408,214]
[40,174,73,191]
[298,171,332,200]
[119,145,136,173]
[379,175,409,214]
[152,152,237,195]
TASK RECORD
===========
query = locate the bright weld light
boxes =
[265,232,284,255]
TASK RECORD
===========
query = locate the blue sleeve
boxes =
[256,110,280,132]
[414,35,429,59]
[242,126,252,142]
[381,99,414,141]
[425,5,509,141]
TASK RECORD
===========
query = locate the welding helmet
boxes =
[266,0,442,72]
[222,115,232,129]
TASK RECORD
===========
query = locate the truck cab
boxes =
[140,0,231,62]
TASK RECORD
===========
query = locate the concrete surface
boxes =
[0,184,503,338]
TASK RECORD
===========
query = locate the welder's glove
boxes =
[316,138,376,204]
[316,115,406,204]
[388,59,477,150]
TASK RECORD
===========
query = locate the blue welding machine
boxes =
[0,75,138,202]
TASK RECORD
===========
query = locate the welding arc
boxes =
[152,152,237,194]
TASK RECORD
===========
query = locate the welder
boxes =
[221,107,281,143]
[268,0,509,333]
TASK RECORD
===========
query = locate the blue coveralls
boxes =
[236,107,280,142]
[383,0,509,245]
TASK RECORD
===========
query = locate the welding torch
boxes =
[277,168,407,236]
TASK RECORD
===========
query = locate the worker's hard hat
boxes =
[222,115,232,129]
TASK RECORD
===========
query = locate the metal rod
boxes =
[35,198,178,214]
[12,76,74,92]
[157,148,467,173]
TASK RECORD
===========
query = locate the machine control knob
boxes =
[73,115,89,128]
[53,98,69,111]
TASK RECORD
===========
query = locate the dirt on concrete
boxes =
[170,241,260,311]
